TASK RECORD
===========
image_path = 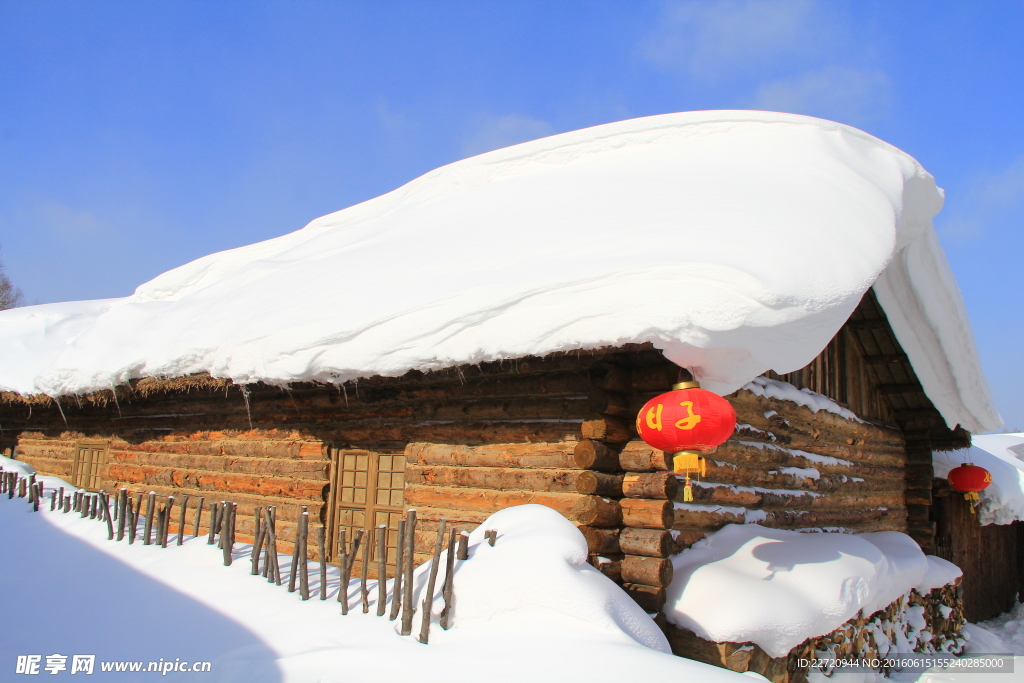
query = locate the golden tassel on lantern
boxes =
[673,450,706,502]
[965,490,979,513]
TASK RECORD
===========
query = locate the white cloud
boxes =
[36,201,112,239]
[940,154,1024,243]
[460,114,556,159]
[751,66,892,125]
[640,0,830,80]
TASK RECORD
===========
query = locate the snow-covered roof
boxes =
[0,110,1001,432]
[934,433,1024,525]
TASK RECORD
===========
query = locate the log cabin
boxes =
[0,111,1005,678]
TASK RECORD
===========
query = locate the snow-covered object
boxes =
[917,556,963,594]
[742,376,862,422]
[0,111,1000,433]
[426,504,671,652]
[1,481,760,682]
[933,434,1024,525]
[664,524,958,658]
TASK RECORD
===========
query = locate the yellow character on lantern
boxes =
[674,401,702,430]
[642,404,664,432]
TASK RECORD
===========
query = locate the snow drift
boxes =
[664,524,962,658]
[0,110,1000,433]
[933,433,1024,526]
[0,473,751,683]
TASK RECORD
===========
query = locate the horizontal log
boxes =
[403,485,621,527]
[581,415,631,443]
[572,440,622,473]
[672,529,707,550]
[906,489,932,506]
[589,362,632,394]
[104,463,326,499]
[406,464,622,496]
[106,450,330,478]
[622,583,666,613]
[712,440,903,477]
[587,391,632,418]
[405,442,579,470]
[700,458,906,495]
[689,481,905,512]
[579,526,621,555]
[621,498,674,529]
[629,364,677,393]
[623,472,678,500]
[672,504,745,530]
[619,528,674,557]
[729,390,904,447]
[768,506,906,529]
[621,555,673,587]
[731,426,906,468]
[590,555,622,583]
[619,441,672,472]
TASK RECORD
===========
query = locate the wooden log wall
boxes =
[402,358,631,564]
[619,351,908,614]
[1,352,623,558]
[933,479,1024,622]
[14,430,328,552]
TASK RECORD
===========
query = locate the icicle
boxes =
[456,367,466,385]
[110,385,122,418]
[354,379,360,402]
[240,386,253,430]
[284,388,300,416]
[74,394,83,409]
[341,384,349,407]
[51,396,69,429]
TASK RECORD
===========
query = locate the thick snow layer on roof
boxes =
[664,524,960,658]
[0,110,1000,432]
[933,433,1024,525]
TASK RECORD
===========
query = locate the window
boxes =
[71,441,108,490]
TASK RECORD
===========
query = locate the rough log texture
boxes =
[622,472,678,499]
[621,555,673,587]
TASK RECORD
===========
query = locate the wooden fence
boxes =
[1,466,477,644]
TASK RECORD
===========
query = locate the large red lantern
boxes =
[636,380,737,501]
[947,463,992,512]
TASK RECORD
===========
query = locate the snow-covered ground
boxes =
[0,461,751,682]
[5,454,1022,682]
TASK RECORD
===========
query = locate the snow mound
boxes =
[742,376,862,422]
[0,110,1000,433]
[426,504,671,652]
[0,481,757,683]
[664,525,957,658]
[933,433,1024,525]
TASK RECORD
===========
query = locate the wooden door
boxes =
[327,448,406,577]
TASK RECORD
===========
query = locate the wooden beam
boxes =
[863,354,909,364]
[891,408,941,422]
[876,383,923,395]
[846,319,890,331]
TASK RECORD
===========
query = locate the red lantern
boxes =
[636,381,737,501]
[947,463,992,511]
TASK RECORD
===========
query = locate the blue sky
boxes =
[1,1,1022,429]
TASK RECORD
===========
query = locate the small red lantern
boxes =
[947,463,992,512]
[636,380,737,501]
